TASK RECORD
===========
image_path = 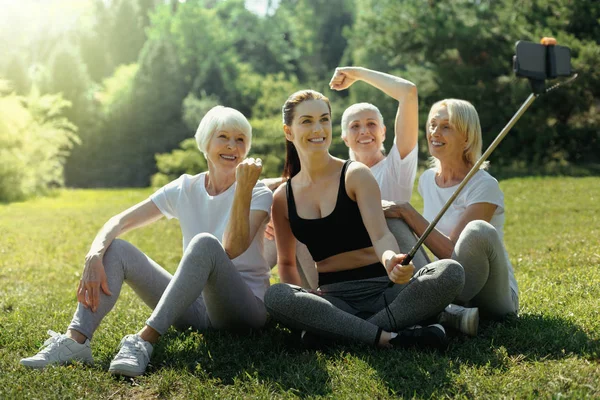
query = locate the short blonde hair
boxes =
[194,106,252,157]
[341,102,385,160]
[426,99,488,170]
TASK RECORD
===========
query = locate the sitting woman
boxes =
[263,66,426,289]
[383,99,519,329]
[20,106,273,376]
[264,89,465,349]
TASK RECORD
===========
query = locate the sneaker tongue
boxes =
[121,337,148,360]
[41,331,66,351]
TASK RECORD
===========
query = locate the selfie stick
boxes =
[398,38,578,268]
[400,93,537,266]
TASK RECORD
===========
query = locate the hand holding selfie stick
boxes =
[396,37,578,271]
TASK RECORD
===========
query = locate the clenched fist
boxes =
[329,67,363,91]
[236,157,263,191]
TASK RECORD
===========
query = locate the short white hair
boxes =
[340,102,385,160]
[194,106,252,157]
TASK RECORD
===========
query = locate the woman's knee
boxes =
[102,239,134,269]
[460,220,500,248]
[186,232,222,257]
[434,260,465,296]
[264,283,296,313]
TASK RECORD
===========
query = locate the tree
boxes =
[0,83,79,202]
[346,0,600,169]
[108,0,147,68]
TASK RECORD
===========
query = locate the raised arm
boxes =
[329,66,418,158]
[222,158,269,259]
[345,163,415,284]
[80,199,164,312]
[271,184,302,286]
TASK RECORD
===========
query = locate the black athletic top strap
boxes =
[287,160,373,262]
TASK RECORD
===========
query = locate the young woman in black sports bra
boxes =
[263,90,465,349]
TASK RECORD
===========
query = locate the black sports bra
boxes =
[287,160,373,262]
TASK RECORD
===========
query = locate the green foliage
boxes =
[347,0,600,167]
[4,54,30,95]
[97,63,140,115]
[181,92,221,132]
[1,177,599,398]
[151,138,208,188]
[150,91,218,187]
[1,0,598,192]
[107,0,147,67]
[0,85,78,202]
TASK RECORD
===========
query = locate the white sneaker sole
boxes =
[109,364,146,377]
[20,354,93,369]
[460,307,479,337]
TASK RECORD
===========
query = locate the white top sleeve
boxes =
[371,140,418,203]
[150,176,185,220]
[463,174,504,212]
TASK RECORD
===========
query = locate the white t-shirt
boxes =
[418,168,518,295]
[370,140,418,202]
[150,173,273,300]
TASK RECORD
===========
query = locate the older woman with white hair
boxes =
[20,106,273,377]
[383,99,519,329]
[332,67,419,205]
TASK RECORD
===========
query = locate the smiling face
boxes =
[284,99,332,154]
[427,106,467,163]
[342,109,386,157]
[205,126,248,172]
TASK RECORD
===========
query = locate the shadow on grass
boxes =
[364,312,599,398]
[120,312,597,398]
[149,319,332,398]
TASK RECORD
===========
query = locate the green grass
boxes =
[1,176,599,399]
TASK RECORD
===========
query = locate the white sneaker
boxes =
[438,304,479,337]
[20,330,93,368]
[108,334,153,377]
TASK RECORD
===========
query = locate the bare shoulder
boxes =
[273,181,288,205]
[346,160,376,181]
[345,160,379,193]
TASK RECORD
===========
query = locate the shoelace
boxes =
[398,327,424,338]
[39,330,67,354]
[118,336,150,362]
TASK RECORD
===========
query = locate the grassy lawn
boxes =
[1,176,599,399]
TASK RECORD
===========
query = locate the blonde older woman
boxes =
[21,106,273,376]
[384,99,519,330]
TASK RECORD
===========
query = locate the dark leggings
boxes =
[264,259,464,345]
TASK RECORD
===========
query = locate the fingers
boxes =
[90,284,99,312]
[241,157,262,165]
[389,264,415,284]
[76,280,88,308]
[264,220,275,240]
[329,72,346,90]
[101,279,113,297]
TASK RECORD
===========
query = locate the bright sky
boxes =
[244,0,280,16]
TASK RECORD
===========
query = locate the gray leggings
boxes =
[264,259,464,346]
[68,234,267,339]
[451,220,519,318]
[395,218,519,319]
